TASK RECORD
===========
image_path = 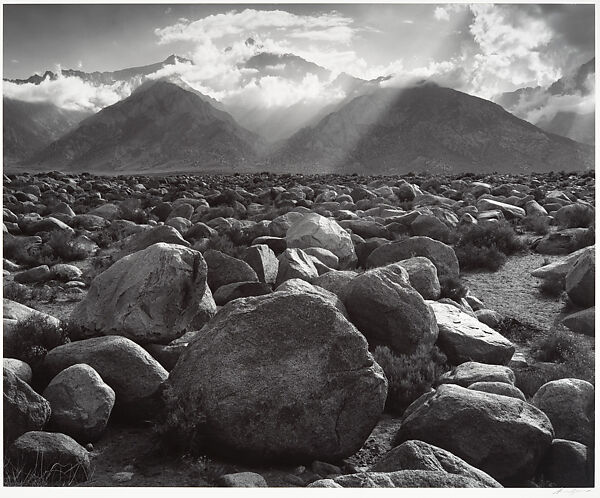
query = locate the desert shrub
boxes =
[10,315,69,373]
[455,244,506,271]
[88,228,119,249]
[153,385,208,456]
[496,317,542,344]
[4,454,90,486]
[3,281,30,304]
[204,232,248,260]
[454,221,526,271]
[372,345,448,415]
[47,231,88,261]
[3,237,56,267]
[538,276,564,298]
[523,215,550,235]
[439,276,468,302]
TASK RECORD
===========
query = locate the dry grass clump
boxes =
[372,345,448,415]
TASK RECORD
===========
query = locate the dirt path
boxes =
[462,252,571,336]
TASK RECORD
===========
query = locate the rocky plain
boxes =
[2,169,595,488]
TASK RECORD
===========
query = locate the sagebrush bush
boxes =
[372,345,448,415]
[47,231,88,261]
[538,276,564,298]
[3,282,30,304]
[454,220,526,271]
[439,276,468,302]
[153,385,208,456]
[9,315,69,373]
[495,317,542,344]
[204,233,248,260]
[523,215,550,235]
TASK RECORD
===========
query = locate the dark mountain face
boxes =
[28,81,262,174]
[3,98,91,165]
[269,84,594,175]
[5,55,192,86]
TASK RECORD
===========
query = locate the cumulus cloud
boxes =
[434,7,450,22]
[3,72,136,112]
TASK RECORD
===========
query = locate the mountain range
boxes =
[4,51,595,175]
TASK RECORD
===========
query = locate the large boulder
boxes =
[43,336,168,420]
[427,301,515,365]
[467,381,525,401]
[4,368,51,448]
[554,203,595,229]
[345,263,438,355]
[275,278,348,317]
[370,440,501,487]
[532,378,594,446]
[70,243,213,345]
[394,384,554,484]
[565,247,595,308]
[275,248,319,286]
[476,198,525,219]
[366,236,459,281]
[204,249,258,292]
[3,358,32,384]
[309,470,489,488]
[312,270,359,303]
[9,431,91,483]
[540,439,594,487]
[534,228,593,255]
[243,244,279,285]
[286,212,357,269]
[42,364,115,443]
[167,292,387,462]
[396,257,441,300]
[118,225,190,257]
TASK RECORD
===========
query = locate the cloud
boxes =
[3,72,135,112]
[434,7,450,22]
[11,59,18,64]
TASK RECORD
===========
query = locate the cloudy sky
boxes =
[3,3,595,112]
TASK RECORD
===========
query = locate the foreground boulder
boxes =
[43,364,115,443]
[286,212,357,269]
[4,299,61,356]
[167,292,387,462]
[309,470,489,488]
[70,243,213,345]
[3,358,33,384]
[428,301,514,365]
[561,307,595,336]
[370,440,501,487]
[345,263,438,355]
[4,368,51,448]
[530,245,593,282]
[394,384,554,484]
[366,236,459,281]
[43,336,168,420]
[204,249,259,292]
[275,248,319,286]
[118,224,190,257]
[539,439,594,487]
[396,257,441,300]
[532,378,594,447]
[9,431,91,483]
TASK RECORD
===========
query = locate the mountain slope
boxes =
[3,98,91,165]
[494,58,595,145]
[28,81,262,173]
[270,83,594,174]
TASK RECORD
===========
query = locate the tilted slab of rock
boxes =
[275,248,319,286]
[427,301,515,365]
[565,247,595,308]
[70,243,213,344]
[276,278,348,317]
[43,336,168,420]
[476,198,526,219]
[397,257,441,300]
[438,361,516,387]
[561,306,594,336]
[394,384,554,484]
[345,263,438,355]
[309,470,489,488]
[118,225,190,258]
[167,292,387,463]
[370,440,501,487]
[286,212,357,269]
[530,245,593,282]
[204,249,258,292]
[467,381,525,401]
